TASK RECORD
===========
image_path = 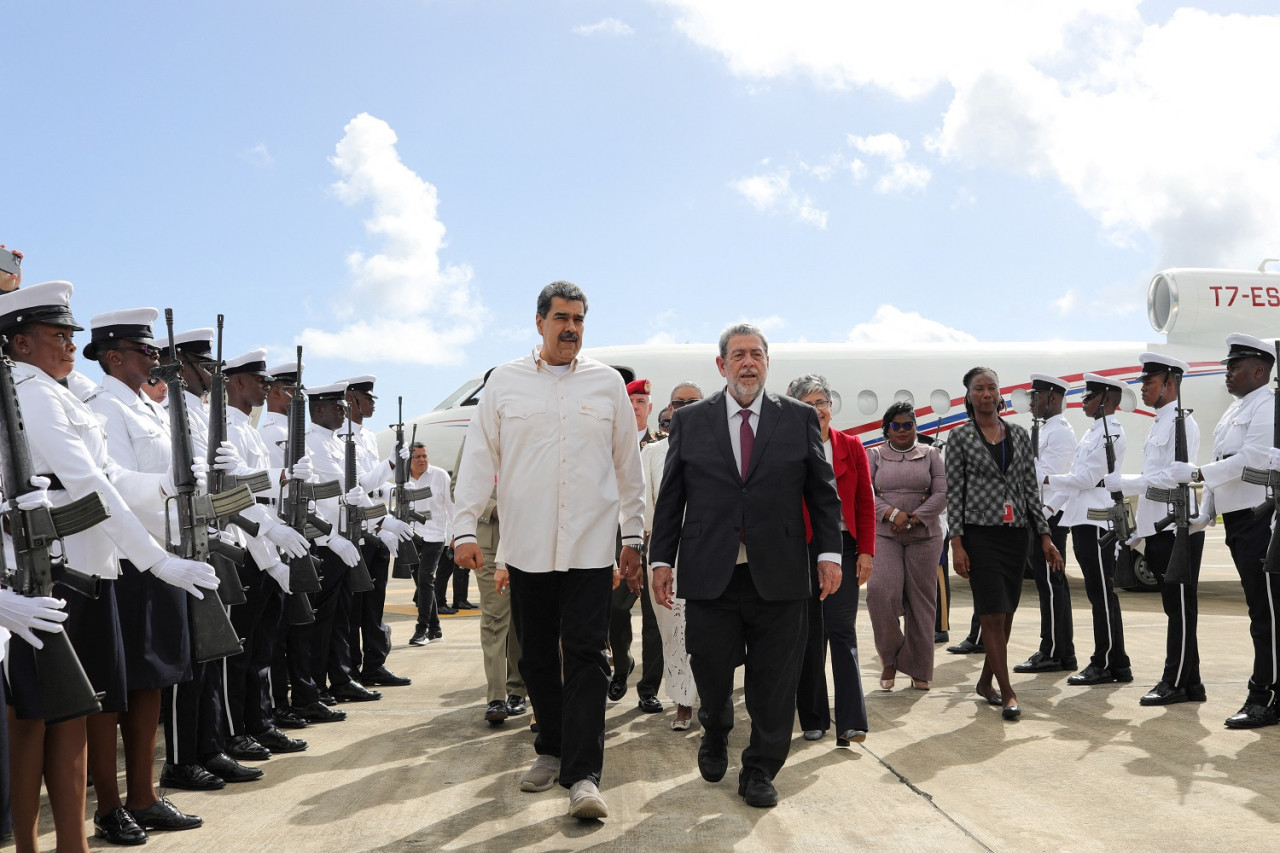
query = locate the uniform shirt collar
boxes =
[532,345,579,373]
[100,374,145,407]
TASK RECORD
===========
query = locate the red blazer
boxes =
[803,428,876,556]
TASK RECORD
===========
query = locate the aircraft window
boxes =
[433,376,484,411]
[857,390,879,416]
[894,390,914,406]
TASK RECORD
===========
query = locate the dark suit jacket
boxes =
[649,389,842,602]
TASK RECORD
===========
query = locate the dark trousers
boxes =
[1071,524,1129,671]
[225,559,283,736]
[1145,528,1205,688]
[1223,508,1280,704]
[796,532,867,734]
[311,548,355,690]
[608,565,664,696]
[936,539,951,633]
[687,564,807,780]
[352,540,392,674]
[280,614,321,708]
[508,565,613,788]
[1030,513,1074,661]
[435,549,469,606]
[412,540,446,632]
[964,612,982,645]
[162,660,223,764]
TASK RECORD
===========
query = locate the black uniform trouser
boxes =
[434,548,469,606]
[1145,528,1205,689]
[162,659,224,765]
[311,548,355,690]
[796,532,867,734]
[508,565,613,789]
[1222,508,1280,705]
[352,539,392,674]
[608,565,663,697]
[963,612,982,646]
[1070,524,1129,671]
[280,613,321,708]
[412,540,446,632]
[935,540,951,633]
[1030,513,1074,661]
[225,558,283,736]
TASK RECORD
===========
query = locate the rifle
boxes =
[342,405,384,593]
[1240,338,1280,573]
[1028,387,1042,458]
[1088,413,1138,587]
[202,315,253,606]
[0,340,108,722]
[389,398,431,578]
[154,309,245,662]
[276,347,336,626]
[1145,372,1195,584]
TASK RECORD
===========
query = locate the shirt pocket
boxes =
[575,400,616,442]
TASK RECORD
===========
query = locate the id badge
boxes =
[1002,502,1015,524]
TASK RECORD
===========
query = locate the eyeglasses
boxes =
[115,343,161,359]
[670,398,699,408]
[808,399,832,410]
[889,421,916,432]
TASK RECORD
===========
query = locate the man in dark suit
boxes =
[647,322,842,808]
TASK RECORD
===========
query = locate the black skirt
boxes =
[64,579,129,713]
[963,525,1031,615]
[116,560,192,691]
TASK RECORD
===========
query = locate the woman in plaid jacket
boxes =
[946,367,1064,719]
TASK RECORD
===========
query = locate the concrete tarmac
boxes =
[36,526,1280,851]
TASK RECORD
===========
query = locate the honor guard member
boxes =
[218,349,311,757]
[1014,373,1077,674]
[0,284,219,848]
[1180,334,1280,728]
[259,359,303,469]
[338,374,413,688]
[608,377,665,712]
[301,381,381,706]
[1105,353,1205,706]
[1050,374,1133,686]
[153,328,264,788]
[84,308,208,839]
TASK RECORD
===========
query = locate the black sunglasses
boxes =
[670,398,699,408]
[888,421,916,432]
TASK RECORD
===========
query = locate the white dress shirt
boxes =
[305,421,348,544]
[453,347,645,572]
[1035,414,1076,512]
[1202,384,1274,514]
[88,374,172,542]
[1113,401,1201,538]
[1048,415,1125,528]
[409,465,453,542]
[259,410,289,469]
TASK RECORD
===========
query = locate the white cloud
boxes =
[242,143,274,168]
[658,1,1280,266]
[730,168,828,228]
[846,132,932,194]
[297,113,482,365]
[848,305,976,344]
[574,18,635,37]
[1052,290,1078,315]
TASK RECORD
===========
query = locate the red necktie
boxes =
[739,409,754,481]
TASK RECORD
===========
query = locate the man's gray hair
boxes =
[786,373,832,402]
[537,281,589,317]
[718,322,769,360]
[670,380,703,399]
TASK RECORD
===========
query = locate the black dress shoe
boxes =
[737,770,779,808]
[203,752,264,783]
[453,600,480,610]
[698,732,728,783]
[160,762,226,791]
[293,701,348,723]
[226,734,271,761]
[361,666,411,686]
[253,726,308,753]
[1001,703,1022,720]
[607,660,635,701]
[437,604,458,615]
[506,695,527,715]
[638,694,663,713]
[1068,664,1123,686]
[934,631,949,644]
[273,708,310,730]
[318,690,337,706]
[1225,702,1279,729]
[485,700,509,724]
[1110,666,1134,683]
[127,797,202,831]
[1139,681,1207,706]
[94,806,147,845]
[1014,652,1064,673]
[947,639,984,655]
[331,681,382,702]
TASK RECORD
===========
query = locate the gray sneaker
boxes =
[519,755,560,792]
[567,779,608,819]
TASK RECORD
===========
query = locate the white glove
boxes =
[161,460,209,497]
[377,528,401,552]
[399,443,410,460]
[1102,472,1125,493]
[15,475,52,510]
[265,560,291,593]
[265,524,310,559]
[325,536,361,567]
[379,516,413,542]
[1167,461,1196,484]
[0,589,67,649]
[214,440,245,473]
[344,486,374,508]
[151,555,220,598]
[289,455,314,483]
[1269,448,1280,471]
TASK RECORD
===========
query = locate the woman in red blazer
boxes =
[791,375,876,747]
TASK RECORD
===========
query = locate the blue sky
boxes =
[4,1,1278,419]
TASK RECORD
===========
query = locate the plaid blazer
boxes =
[944,419,1049,538]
